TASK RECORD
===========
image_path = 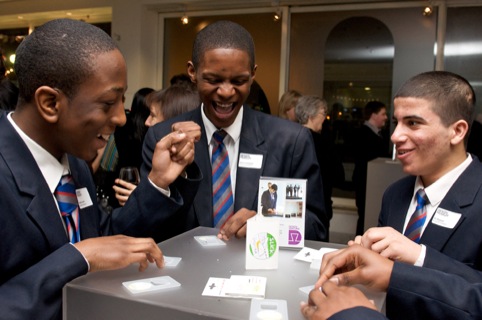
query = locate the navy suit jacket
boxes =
[142,106,329,241]
[0,112,201,319]
[329,260,482,320]
[378,158,482,270]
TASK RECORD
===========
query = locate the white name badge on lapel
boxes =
[432,208,462,229]
[76,188,94,209]
[238,153,263,169]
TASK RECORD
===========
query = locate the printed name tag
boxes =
[76,188,93,209]
[238,153,263,169]
[431,208,461,229]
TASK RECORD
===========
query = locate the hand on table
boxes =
[315,245,393,292]
[217,208,257,241]
[348,226,422,264]
[300,281,376,320]
[113,179,137,206]
[74,235,164,272]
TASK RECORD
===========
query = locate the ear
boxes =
[251,64,258,80]
[34,86,62,124]
[450,119,469,146]
[187,61,197,84]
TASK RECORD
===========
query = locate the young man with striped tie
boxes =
[301,71,482,320]
[142,20,329,242]
[0,19,201,320]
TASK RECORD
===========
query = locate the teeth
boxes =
[216,103,232,108]
[97,134,110,141]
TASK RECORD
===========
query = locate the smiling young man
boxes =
[352,71,482,276]
[142,20,329,242]
[299,71,482,320]
[0,19,201,320]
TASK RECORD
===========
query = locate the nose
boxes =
[217,82,235,98]
[113,102,127,127]
[145,116,152,128]
[391,123,404,144]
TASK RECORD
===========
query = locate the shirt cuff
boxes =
[414,244,426,266]
[148,177,171,197]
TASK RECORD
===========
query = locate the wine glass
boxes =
[119,167,140,185]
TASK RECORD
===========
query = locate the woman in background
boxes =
[278,89,301,122]
[114,84,200,205]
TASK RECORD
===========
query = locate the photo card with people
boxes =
[257,176,306,248]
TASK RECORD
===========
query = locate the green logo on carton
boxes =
[249,232,277,260]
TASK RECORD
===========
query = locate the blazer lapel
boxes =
[421,160,482,250]
[0,114,69,249]
[234,107,267,212]
[383,178,414,232]
[191,109,214,226]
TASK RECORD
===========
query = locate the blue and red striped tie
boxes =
[212,130,234,228]
[54,174,81,243]
[404,188,428,243]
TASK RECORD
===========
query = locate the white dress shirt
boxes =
[201,104,243,198]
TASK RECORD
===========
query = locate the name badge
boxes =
[238,153,263,169]
[431,208,461,229]
[76,187,93,209]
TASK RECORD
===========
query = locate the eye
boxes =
[232,79,248,86]
[204,77,220,85]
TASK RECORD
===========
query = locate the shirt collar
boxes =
[415,153,473,206]
[364,120,380,135]
[201,103,243,144]
[7,112,70,193]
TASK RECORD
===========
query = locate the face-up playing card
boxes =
[194,235,226,247]
[163,255,182,267]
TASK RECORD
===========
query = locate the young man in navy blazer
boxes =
[301,71,482,320]
[0,19,201,320]
[352,71,482,272]
[142,20,329,242]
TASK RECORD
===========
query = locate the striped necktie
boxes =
[404,188,428,243]
[54,174,81,243]
[211,130,234,228]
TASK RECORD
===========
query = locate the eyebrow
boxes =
[393,115,426,122]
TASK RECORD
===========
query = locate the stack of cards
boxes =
[202,275,267,299]
[122,276,181,294]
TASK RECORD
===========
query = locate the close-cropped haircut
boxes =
[191,20,255,70]
[295,95,328,125]
[395,71,476,131]
[15,18,118,103]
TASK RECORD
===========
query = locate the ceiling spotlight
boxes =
[181,15,189,25]
[273,7,281,22]
[423,6,433,16]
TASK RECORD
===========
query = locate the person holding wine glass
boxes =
[113,84,200,206]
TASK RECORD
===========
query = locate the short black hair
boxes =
[15,18,118,103]
[191,20,255,70]
[364,101,386,120]
[395,71,475,129]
